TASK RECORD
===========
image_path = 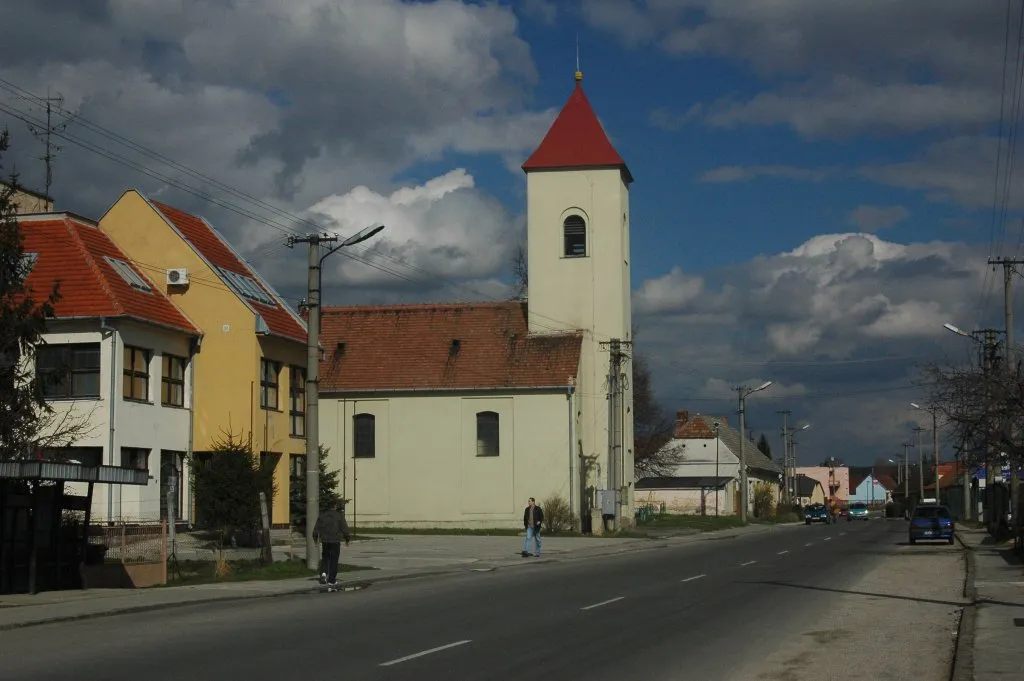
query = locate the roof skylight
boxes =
[216,266,275,306]
[103,256,151,292]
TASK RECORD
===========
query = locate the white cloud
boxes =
[847,205,910,232]
[632,266,705,314]
[518,0,559,25]
[280,169,520,289]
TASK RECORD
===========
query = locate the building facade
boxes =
[318,73,636,529]
[99,191,307,525]
[18,213,201,523]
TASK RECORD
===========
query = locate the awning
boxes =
[0,461,149,486]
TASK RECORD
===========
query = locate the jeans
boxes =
[524,527,541,555]
[321,542,341,583]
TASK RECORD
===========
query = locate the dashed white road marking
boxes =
[681,574,706,583]
[805,542,814,547]
[777,550,789,555]
[824,537,832,541]
[740,560,758,566]
[839,532,846,536]
[380,640,472,667]
[581,597,625,611]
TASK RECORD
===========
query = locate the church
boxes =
[317,70,636,531]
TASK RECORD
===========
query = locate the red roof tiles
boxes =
[522,81,632,182]
[150,200,306,344]
[19,214,199,336]
[318,301,581,392]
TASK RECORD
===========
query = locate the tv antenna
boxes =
[26,89,68,199]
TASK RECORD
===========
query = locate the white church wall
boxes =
[321,390,574,528]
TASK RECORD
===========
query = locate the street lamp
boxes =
[738,381,773,523]
[713,421,721,516]
[302,222,386,570]
[911,402,940,503]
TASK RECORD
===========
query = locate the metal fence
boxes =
[88,522,167,564]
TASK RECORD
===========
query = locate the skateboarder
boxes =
[313,500,351,591]
[522,497,544,557]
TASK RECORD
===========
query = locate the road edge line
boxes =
[949,533,976,681]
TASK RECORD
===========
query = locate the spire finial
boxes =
[575,34,583,82]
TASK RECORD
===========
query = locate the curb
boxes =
[950,533,977,681]
[0,568,463,632]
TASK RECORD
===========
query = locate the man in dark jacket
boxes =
[522,497,544,557]
[313,501,351,590]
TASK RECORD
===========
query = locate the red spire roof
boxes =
[522,79,632,183]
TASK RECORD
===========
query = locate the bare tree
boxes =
[632,348,680,479]
[0,129,94,460]
[510,241,527,301]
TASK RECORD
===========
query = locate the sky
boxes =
[1,0,1022,467]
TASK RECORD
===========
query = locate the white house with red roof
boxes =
[317,71,636,530]
[17,213,202,523]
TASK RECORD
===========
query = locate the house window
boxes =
[563,215,587,258]
[354,414,375,458]
[290,454,307,479]
[40,447,103,467]
[161,354,186,407]
[121,447,150,471]
[289,365,306,437]
[123,346,151,402]
[36,343,101,399]
[476,411,500,457]
[260,359,280,410]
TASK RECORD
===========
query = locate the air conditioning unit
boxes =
[166,268,189,286]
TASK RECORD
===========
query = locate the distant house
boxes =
[794,474,826,506]
[796,465,850,504]
[849,470,891,505]
[17,212,201,523]
[636,411,782,516]
[3,182,53,214]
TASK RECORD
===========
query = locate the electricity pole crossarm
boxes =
[287,223,385,571]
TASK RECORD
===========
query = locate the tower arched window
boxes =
[563,215,587,258]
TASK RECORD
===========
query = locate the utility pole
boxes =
[26,91,67,200]
[737,381,773,523]
[606,339,624,530]
[989,257,1021,536]
[902,443,911,503]
[289,232,336,569]
[777,410,791,503]
[913,427,926,501]
[287,223,385,571]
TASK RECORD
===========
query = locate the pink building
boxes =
[795,466,850,504]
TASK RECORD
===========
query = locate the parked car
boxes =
[804,503,831,525]
[848,502,869,521]
[909,503,955,545]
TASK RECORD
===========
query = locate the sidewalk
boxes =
[0,520,801,630]
[956,527,1024,680]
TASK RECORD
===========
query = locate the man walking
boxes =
[313,500,351,591]
[522,497,544,557]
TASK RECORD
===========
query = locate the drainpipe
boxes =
[100,317,117,522]
[567,385,575,531]
[186,337,199,524]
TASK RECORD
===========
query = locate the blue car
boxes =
[909,504,955,545]
[848,502,869,521]
[804,503,831,525]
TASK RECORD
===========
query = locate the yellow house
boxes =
[99,191,307,526]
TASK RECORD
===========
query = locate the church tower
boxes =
[521,70,635,527]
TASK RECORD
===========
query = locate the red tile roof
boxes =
[149,200,307,344]
[522,80,632,182]
[318,301,581,392]
[673,410,719,439]
[19,214,199,336]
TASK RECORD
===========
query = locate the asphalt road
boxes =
[1,520,924,681]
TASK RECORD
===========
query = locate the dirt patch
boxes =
[744,544,967,681]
